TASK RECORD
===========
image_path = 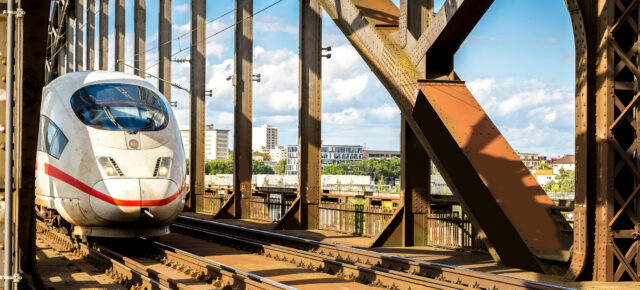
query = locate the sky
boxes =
[95,0,575,158]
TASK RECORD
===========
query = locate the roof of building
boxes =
[535,169,554,176]
[554,154,575,164]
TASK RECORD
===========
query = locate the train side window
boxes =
[37,116,47,152]
[41,116,68,159]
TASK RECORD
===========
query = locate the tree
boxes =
[274,159,287,174]
[253,151,271,161]
[544,169,575,193]
[253,159,275,174]
[186,159,189,175]
[205,159,233,175]
[539,162,552,170]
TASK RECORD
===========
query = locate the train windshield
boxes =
[70,83,169,132]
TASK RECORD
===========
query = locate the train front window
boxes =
[70,83,169,132]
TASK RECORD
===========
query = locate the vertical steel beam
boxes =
[75,0,84,71]
[9,1,62,286]
[66,6,74,72]
[371,0,432,247]
[594,0,614,280]
[401,118,431,246]
[86,0,95,70]
[4,0,15,287]
[58,45,66,75]
[276,0,322,230]
[98,0,108,70]
[134,0,145,76]
[565,0,596,281]
[158,0,172,100]
[114,0,125,71]
[187,0,206,212]
[231,0,253,219]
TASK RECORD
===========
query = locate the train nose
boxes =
[139,179,184,222]
[90,179,142,222]
[90,179,184,223]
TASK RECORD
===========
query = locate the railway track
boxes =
[36,219,294,289]
[175,215,573,290]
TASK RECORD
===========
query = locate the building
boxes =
[363,150,400,160]
[180,124,229,161]
[268,146,287,162]
[256,146,287,162]
[517,152,541,170]
[286,145,363,175]
[534,169,555,186]
[253,124,278,150]
[552,154,575,174]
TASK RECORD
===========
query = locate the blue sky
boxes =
[100,0,575,157]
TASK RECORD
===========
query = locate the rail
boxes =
[175,216,573,290]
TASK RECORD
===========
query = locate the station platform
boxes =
[184,213,640,289]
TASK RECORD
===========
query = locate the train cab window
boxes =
[39,116,69,159]
[70,83,169,132]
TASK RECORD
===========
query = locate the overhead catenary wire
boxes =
[128,0,285,89]
[117,59,189,93]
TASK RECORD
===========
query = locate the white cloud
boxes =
[466,77,575,156]
[367,103,400,120]
[255,15,297,34]
[174,3,189,13]
[323,108,363,124]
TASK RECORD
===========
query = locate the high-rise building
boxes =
[286,145,363,175]
[253,124,278,151]
[180,124,229,161]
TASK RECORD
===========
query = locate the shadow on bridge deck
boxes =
[184,212,640,289]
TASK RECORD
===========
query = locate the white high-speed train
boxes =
[35,71,187,238]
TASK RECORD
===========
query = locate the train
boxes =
[34,71,187,238]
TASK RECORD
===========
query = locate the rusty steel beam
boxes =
[14,0,50,286]
[372,0,433,247]
[134,0,145,76]
[588,0,640,282]
[187,0,206,212]
[114,0,125,71]
[99,0,108,70]
[75,0,84,71]
[228,0,253,219]
[319,0,572,273]
[158,0,172,100]
[408,0,492,78]
[372,119,431,247]
[564,0,596,281]
[86,0,95,70]
[276,0,322,230]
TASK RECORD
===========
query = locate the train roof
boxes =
[44,71,159,99]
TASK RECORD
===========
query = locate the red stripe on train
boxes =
[44,163,185,207]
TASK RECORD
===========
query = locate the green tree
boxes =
[322,163,345,175]
[205,159,233,175]
[274,159,287,174]
[253,159,275,174]
[539,162,552,170]
[186,159,189,175]
[544,169,575,193]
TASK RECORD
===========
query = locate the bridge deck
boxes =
[199,214,639,289]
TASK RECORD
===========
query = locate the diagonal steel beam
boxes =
[320,0,571,273]
[408,0,492,70]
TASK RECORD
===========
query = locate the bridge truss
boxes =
[1,0,638,286]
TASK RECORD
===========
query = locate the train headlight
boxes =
[98,156,121,177]
[154,157,171,177]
